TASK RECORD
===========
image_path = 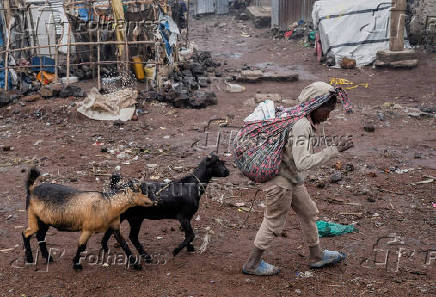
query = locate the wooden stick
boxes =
[0,40,159,55]
[4,17,12,91]
[97,29,101,90]
[66,24,71,85]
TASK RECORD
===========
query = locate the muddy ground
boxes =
[0,15,435,297]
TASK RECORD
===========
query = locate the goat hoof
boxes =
[132,263,142,270]
[73,264,83,271]
[172,249,180,256]
[25,256,34,264]
[187,245,195,252]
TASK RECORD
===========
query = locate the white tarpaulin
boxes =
[313,0,409,67]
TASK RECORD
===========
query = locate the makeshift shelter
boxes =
[0,0,187,91]
[312,0,409,67]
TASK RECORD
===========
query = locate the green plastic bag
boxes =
[316,220,357,238]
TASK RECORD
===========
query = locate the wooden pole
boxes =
[66,24,71,84]
[4,16,12,91]
[390,0,407,51]
[97,28,101,90]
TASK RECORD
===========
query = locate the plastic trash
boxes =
[316,220,357,238]
[225,83,246,93]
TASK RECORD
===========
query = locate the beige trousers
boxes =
[254,183,320,250]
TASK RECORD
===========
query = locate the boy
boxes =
[242,82,354,275]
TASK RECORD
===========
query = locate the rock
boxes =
[367,196,376,202]
[345,164,354,172]
[238,13,250,21]
[182,69,193,77]
[188,91,217,108]
[40,84,63,98]
[113,120,124,127]
[254,93,282,103]
[330,171,342,183]
[197,77,209,88]
[363,123,375,132]
[59,85,85,98]
[22,94,41,102]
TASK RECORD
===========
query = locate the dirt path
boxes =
[0,15,434,297]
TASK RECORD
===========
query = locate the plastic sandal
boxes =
[309,250,346,269]
[242,260,280,276]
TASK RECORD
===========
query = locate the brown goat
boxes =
[22,168,155,270]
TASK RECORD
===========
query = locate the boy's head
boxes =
[310,94,337,124]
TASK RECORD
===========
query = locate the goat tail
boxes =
[26,167,40,195]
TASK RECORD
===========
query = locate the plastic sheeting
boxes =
[312,0,409,67]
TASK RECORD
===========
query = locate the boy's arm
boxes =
[290,120,338,172]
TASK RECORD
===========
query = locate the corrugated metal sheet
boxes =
[215,0,229,14]
[272,0,316,30]
[195,0,215,15]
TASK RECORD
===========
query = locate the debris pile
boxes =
[143,51,222,108]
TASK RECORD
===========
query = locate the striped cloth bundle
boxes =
[233,88,352,183]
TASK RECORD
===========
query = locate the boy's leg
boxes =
[290,184,322,262]
[243,184,292,274]
[291,184,346,267]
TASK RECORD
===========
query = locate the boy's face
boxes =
[311,106,334,124]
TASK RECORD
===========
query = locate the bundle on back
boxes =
[233,88,352,183]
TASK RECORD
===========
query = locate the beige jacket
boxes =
[271,116,339,188]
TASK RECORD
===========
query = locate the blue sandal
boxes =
[309,250,346,269]
[242,260,280,276]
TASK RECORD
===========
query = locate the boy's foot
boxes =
[309,250,346,268]
[242,260,280,276]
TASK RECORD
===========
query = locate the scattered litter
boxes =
[147,164,158,169]
[0,248,14,253]
[296,271,314,278]
[329,78,368,90]
[225,82,246,93]
[195,215,201,221]
[102,263,109,267]
[163,178,172,183]
[199,226,214,254]
[33,140,43,146]
[316,220,357,237]
[395,168,414,174]
[412,176,435,185]
[235,202,245,207]
[6,214,12,220]
[433,203,436,208]
[156,236,163,240]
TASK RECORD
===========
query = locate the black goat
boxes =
[101,154,229,258]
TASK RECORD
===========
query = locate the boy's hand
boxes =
[337,137,354,152]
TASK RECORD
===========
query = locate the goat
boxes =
[22,168,155,270]
[101,154,229,259]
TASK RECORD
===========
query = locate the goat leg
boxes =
[100,229,113,252]
[73,231,92,270]
[113,230,142,270]
[127,217,152,263]
[173,219,195,256]
[36,223,52,263]
[22,232,34,264]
